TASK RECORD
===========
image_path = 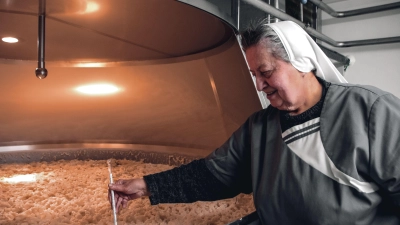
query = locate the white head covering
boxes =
[267,21,347,83]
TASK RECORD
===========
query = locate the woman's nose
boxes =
[255,75,267,91]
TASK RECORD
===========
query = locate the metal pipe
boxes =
[267,0,271,23]
[35,0,48,79]
[300,3,303,22]
[267,0,279,23]
[241,0,400,47]
[273,0,279,23]
[308,0,400,18]
[318,44,350,69]
[312,3,318,30]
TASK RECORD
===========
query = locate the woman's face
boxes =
[245,42,307,113]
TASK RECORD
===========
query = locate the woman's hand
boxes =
[108,178,150,213]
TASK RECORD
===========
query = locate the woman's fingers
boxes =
[121,198,128,209]
[109,179,128,193]
[115,192,125,213]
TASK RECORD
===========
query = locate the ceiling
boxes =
[0,0,233,63]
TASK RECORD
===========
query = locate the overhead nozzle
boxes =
[35,68,48,79]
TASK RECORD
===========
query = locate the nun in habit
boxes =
[109,20,400,224]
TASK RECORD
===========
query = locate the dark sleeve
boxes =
[369,93,400,207]
[205,115,254,194]
[143,158,240,205]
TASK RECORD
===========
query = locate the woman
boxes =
[109,20,400,224]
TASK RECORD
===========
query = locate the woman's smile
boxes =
[266,90,277,96]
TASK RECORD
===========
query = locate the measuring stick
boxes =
[107,159,118,225]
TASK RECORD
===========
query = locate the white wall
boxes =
[321,0,400,98]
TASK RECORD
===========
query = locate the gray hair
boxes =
[240,19,290,62]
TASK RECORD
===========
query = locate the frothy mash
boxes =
[0,159,255,225]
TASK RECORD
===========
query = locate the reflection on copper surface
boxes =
[75,83,121,95]
[74,62,106,67]
[82,1,99,14]
[2,37,19,43]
